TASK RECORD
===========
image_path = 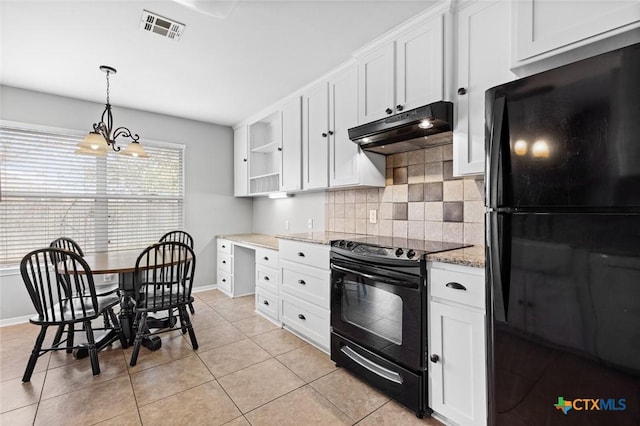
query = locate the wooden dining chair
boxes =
[49,237,119,351]
[20,247,126,382]
[129,241,198,366]
[159,231,195,314]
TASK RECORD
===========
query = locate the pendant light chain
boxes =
[105,69,111,105]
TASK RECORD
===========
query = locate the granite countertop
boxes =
[218,232,485,268]
[277,232,485,268]
[276,232,364,245]
[426,245,485,268]
[217,233,279,250]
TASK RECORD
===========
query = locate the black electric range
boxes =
[329,236,470,418]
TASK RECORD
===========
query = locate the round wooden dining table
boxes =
[80,248,189,353]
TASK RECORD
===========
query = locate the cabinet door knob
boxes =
[263,256,269,261]
[321,132,328,138]
[243,158,247,162]
[297,252,305,257]
[263,300,270,306]
[264,276,270,281]
[445,282,467,291]
[457,87,467,95]
[277,147,282,151]
[396,104,403,111]
[222,278,226,282]
[328,130,334,135]
[430,354,439,363]
[298,279,306,285]
[385,108,393,114]
[298,314,306,320]
[221,245,226,248]
[222,260,226,264]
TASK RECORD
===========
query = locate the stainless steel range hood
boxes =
[348,101,453,155]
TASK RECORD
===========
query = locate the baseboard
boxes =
[192,283,217,293]
[0,314,32,327]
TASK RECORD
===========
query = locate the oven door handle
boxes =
[330,263,419,289]
[341,346,403,384]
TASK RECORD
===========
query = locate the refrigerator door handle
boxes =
[487,96,506,209]
[488,212,507,322]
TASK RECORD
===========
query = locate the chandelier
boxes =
[76,65,148,158]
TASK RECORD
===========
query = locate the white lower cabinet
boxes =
[428,262,486,426]
[216,239,234,297]
[279,239,330,352]
[256,287,279,321]
[255,247,280,323]
[281,293,330,350]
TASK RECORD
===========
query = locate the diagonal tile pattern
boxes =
[0,290,443,425]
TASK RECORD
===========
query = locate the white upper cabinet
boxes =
[233,125,249,197]
[329,65,360,187]
[248,111,282,195]
[328,65,384,188]
[396,14,445,112]
[280,96,302,192]
[454,0,515,176]
[302,81,330,190]
[357,43,395,123]
[512,0,640,68]
[357,12,445,123]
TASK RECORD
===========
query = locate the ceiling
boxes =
[0,0,439,127]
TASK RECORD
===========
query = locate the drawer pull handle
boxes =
[298,314,306,320]
[298,279,306,285]
[264,276,270,281]
[297,252,305,257]
[445,282,467,291]
[263,300,270,306]
[263,256,269,261]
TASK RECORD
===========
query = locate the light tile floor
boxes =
[0,290,443,425]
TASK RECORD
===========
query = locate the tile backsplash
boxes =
[325,143,485,246]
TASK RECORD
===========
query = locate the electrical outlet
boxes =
[307,218,313,230]
[284,220,289,231]
[369,209,377,224]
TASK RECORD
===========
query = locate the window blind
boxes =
[0,124,184,266]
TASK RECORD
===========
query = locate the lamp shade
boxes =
[77,132,109,152]
[75,146,107,156]
[121,140,149,158]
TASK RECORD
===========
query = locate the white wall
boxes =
[0,85,254,322]
[252,192,325,235]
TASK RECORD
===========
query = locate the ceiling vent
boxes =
[139,10,185,41]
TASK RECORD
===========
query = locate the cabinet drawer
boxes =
[430,266,485,310]
[217,272,232,294]
[256,248,279,269]
[217,239,232,254]
[281,260,330,309]
[281,294,329,350]
[279,239,329,269]
[256,265,279,295]
[256,288,279,321]
[218,253,232,274]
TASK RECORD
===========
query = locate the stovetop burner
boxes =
[331,237,470,262]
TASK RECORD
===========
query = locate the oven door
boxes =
[330,258,424,371]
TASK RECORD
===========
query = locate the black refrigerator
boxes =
[485,42,640,426]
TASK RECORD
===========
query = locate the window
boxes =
[0,122,184,266]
